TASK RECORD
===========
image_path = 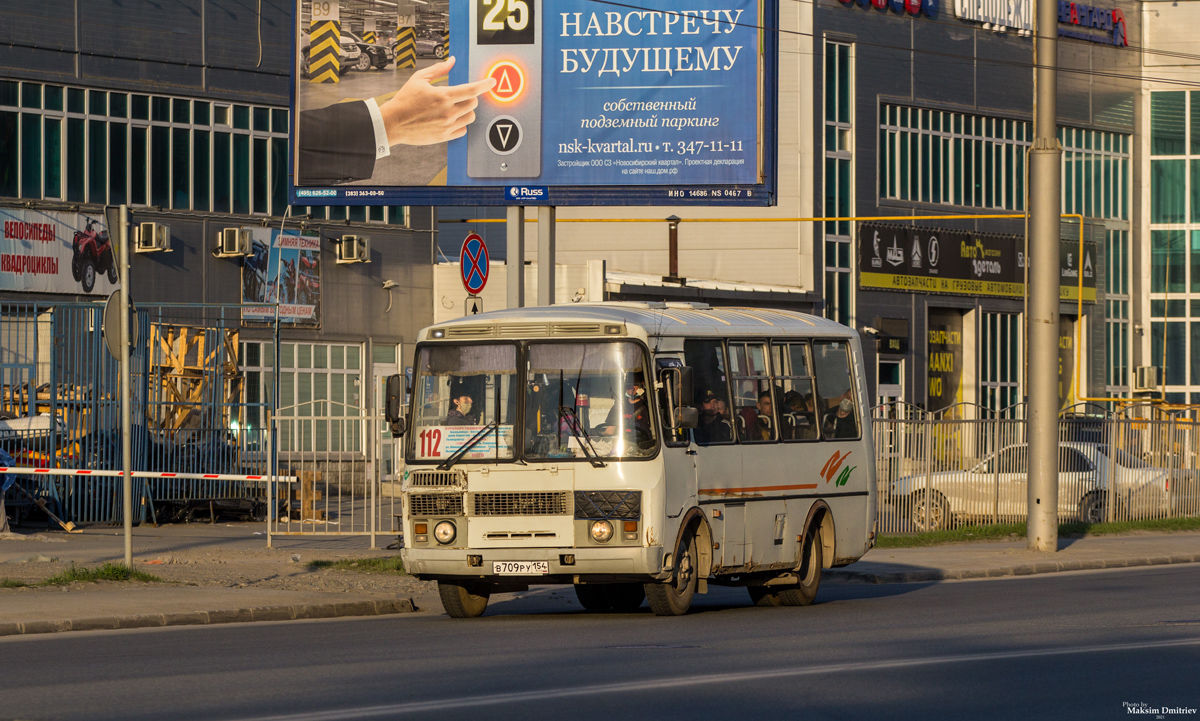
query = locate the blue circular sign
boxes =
[460,233,489,295]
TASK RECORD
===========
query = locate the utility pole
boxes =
[1027,0,1061,552]
[507,206,525,308]
[119,205,133,567]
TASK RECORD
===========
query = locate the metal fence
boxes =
[266,401,400,547]
[1,302,271,524]
[873,402,1200,534]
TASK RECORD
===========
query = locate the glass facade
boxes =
[1149,91,1200,403]
[0,78,407,224]
[824,40,853,327]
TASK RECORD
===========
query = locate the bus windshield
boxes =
[524,341,657,461]
[410,344,517,462]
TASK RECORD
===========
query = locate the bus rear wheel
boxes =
[438,580,490,618]
[747,526,823,607]
[645,531,698,616]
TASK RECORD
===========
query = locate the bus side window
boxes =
[813,340,860,440]
[729,341,775,443]
[684,339,734,445]
[772,343,817,441]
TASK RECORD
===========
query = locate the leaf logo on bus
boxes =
[820,451,856,487]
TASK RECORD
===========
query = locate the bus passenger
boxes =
[694,389,732,444]
[600,374,652,448]
[752,390,774,440]
[822,390,858,439]
[446,390,480,426]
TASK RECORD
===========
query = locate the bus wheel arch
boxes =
[675,507,713,580]
[801,501,836,570]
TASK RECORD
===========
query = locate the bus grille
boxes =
[472,492,570,516]
[408,493,464,516]
[408,470,466,488]
[574,490,642,519]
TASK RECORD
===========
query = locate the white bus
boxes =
[392,302,877,617]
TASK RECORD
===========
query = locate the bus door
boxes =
[656,356,697,519]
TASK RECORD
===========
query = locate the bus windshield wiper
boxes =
[557,406,606,468]
[437,422,498,471]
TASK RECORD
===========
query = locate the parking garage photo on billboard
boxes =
[290,0,771,206]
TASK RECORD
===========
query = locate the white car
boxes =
[889,441,1170,530]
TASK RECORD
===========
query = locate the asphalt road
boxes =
[3,565,1199,721]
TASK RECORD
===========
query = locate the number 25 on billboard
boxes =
[482,0,529,31]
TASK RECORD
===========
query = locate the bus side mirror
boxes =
[385,374,406,437]
[675,406,699,429]
[677,366,694,406]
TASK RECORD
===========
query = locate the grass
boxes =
[1,578,30,588]
[877,516,1200,549]
[308,557,407,575]
[41,562,162,585]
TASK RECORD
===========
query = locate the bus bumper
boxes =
[403,546,666,581]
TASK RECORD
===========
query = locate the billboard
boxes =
[858,223,1096,302]
[291,0,777,206]
[242,228,322,324]
[0,208,121,296]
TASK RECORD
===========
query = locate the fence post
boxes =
[992,414,1001,525]
[923,416,933,530]
[266,409,274,549]
[369,408,377,549]
[1166,414,1177,521]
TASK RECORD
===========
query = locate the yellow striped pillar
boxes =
[443,29,449,57]
[363,18,376,44]
[308,18,341,83]
[395,27,416,68]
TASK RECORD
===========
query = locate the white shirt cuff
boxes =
[364,98,391,160]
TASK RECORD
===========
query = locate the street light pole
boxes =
[1027,0,1061,552]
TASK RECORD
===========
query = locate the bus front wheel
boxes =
[439,580,490,618]
[645,531,698,616]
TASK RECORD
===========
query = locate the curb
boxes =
[0,597,417,638]
[825,553,1200,585]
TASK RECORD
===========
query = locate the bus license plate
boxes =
[493,561,549,576]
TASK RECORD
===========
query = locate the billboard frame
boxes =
[288,1,779,208]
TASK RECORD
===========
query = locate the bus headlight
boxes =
[434,521,457,545]
[590,520,614,543]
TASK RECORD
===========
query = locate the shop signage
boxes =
[241,228,322,324]
[839,0,939,18]
[857,223,1096,301]
[1058,1,1127,46]
[0,208,120,296]
[954,0,1033,34]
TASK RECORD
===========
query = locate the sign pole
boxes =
[1027,0,1061,553]
[537,206,555,305]
[506,207,525,308]
[119,204,133,567]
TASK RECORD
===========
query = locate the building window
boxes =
[1106,229,1130,395]
[824,40,853,327]
[1060,128,1129,221]
[263,342,365,454]
[980,312,1021,413]
[0,78,406,224]
[1149,91,1200,400]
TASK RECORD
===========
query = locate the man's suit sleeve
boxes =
[297,101,377,185]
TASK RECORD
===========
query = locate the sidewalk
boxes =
[832,531,1200,584]
[2,524,1198,636]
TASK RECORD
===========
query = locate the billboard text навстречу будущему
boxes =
[290,0,776,206]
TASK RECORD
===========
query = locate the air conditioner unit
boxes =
[135,222,171,253]
[1134,365,1160,392]
[215,228,251,257]
[336,234,370,264]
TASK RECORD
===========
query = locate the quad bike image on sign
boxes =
[71,217,118,293]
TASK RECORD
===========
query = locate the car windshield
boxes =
[409,344,517,463]
[523,342,657,461]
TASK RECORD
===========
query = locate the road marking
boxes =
[232,636,1200,720]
